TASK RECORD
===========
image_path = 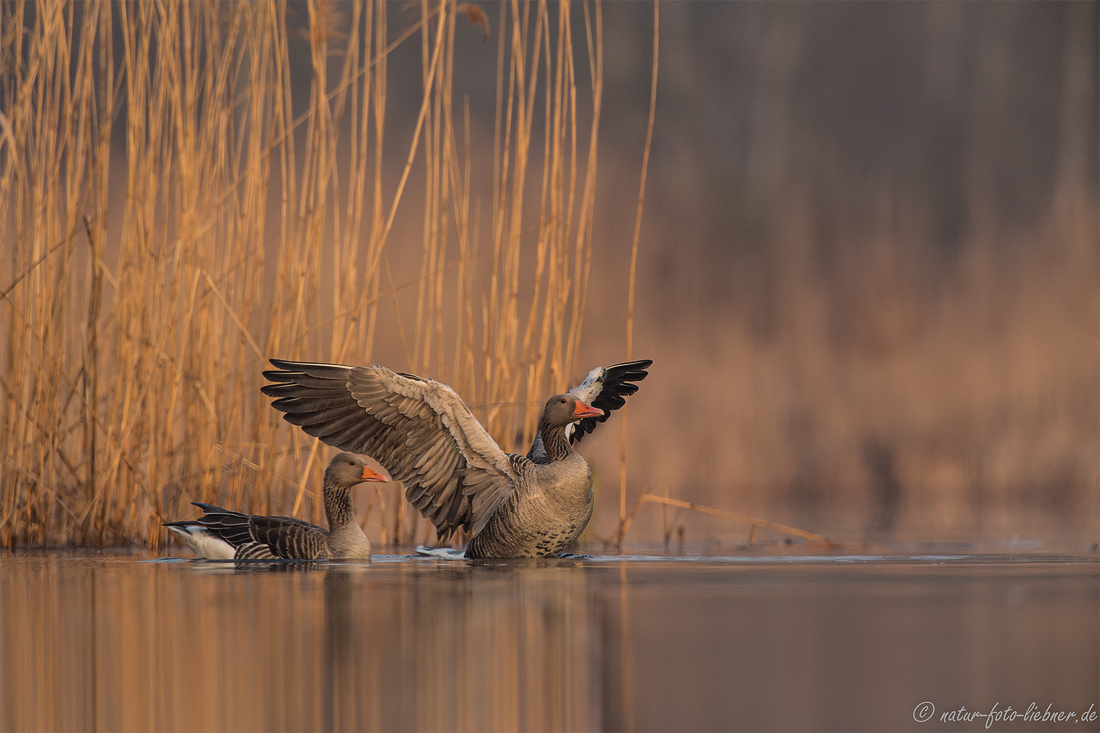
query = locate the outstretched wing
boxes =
[261,359,521,541]
[527,359,653,463]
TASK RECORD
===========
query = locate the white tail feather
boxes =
[167,525,237,560]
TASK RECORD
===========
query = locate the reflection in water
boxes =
[318,560,601,731]
[0,553,1097,731]
[614,562,636,733]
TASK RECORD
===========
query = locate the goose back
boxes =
[169,504,331,560]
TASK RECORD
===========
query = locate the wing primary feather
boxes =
[266,360,353,379]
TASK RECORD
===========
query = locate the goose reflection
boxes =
[320,560,603,731]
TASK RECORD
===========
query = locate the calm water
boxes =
[1,550,1096,732]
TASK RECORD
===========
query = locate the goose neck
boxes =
[538,420,574,461]
[323,479,356,530]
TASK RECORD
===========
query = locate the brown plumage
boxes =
[164,453,386,560]
[261,358,651,558]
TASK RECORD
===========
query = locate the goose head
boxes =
[541,394,603,429]
[326,452,389,488]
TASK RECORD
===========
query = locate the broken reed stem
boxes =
[618,0,658,527]
[617,494,832,548]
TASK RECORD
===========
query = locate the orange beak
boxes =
[572,400,603,419]
[360,465,389,483]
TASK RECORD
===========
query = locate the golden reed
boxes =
[0,0,649,548]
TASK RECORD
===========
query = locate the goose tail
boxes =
[165,523,237,560]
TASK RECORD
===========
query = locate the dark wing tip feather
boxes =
[262,359,366,452]
[265,359,355,381]
[190,502,252,522]
[570,359,652,444]
[269,397,299,411]
[604,359,653,375]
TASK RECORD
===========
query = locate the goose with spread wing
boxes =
[261,358,652,558]
[164,453,387,560]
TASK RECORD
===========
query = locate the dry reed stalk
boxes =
[477,0,601,451]
[616,0,658,534]
[1,0,621,548]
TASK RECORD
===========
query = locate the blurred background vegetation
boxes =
[1,1,1096,549]
[592,2,1098,546]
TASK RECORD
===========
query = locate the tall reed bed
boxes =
[0,0,624,548]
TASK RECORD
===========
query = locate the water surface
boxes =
[1,551,1096,732]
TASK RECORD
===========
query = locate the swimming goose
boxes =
[164,453,387,560]
[261,359,651,558]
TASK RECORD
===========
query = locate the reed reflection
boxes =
[0,555,612,731]
[2,554,1095,732]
